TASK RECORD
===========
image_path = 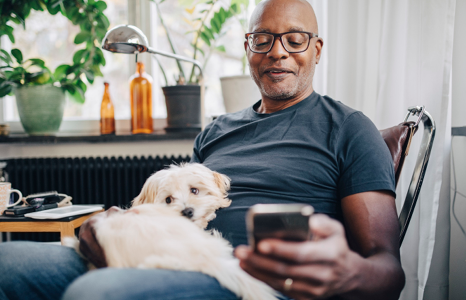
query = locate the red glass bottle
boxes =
[129,62,153,134]
[100,82,115,135]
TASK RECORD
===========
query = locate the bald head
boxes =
[249,0,318,34]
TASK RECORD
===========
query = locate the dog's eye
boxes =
[190,188,199,195]
[165,197,172,204]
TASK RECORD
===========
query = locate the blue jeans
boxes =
[0,241,244,300]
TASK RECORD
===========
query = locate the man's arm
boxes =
[235,191,405,300]
[78,208,124,268]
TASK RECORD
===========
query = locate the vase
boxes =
[220,75,261,113]
[14,85,66,136]
[162,85,201,132]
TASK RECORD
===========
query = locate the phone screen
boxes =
[246,204,313,249]
[253,211,311,242]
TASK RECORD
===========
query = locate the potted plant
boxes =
[150,0,249,130]
[217,0,261,113]
[0,0,109,135]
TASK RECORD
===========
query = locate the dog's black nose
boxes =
[181,207,194,219]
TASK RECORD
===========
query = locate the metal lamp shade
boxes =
[102,25,149,54]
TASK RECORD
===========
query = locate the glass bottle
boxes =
[129,62,153,134]
[100,82,115,135]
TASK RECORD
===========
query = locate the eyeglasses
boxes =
[245,31,318,54]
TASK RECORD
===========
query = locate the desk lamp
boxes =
[101,24,205,129]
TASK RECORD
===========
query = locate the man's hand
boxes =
[236,191,405,300]
[235,214,358,300]
[78,207,123,268]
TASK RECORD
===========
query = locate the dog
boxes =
[66,163,278,300]
[131,163,232,229]
[93,204,278,300]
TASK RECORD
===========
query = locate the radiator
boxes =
[1,155,191,242]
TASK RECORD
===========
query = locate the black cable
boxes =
[451,136,466,238]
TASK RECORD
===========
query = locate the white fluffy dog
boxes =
[94,204,278,300]
[132,163,232,229]
[67,163,278,300]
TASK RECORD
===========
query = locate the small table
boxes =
[0,209,104,245]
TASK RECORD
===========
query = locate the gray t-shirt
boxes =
[191,92,395,247]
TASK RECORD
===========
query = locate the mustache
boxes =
[260,64,296,75]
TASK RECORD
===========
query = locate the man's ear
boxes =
[244,41,248,52]
[315,38,324,64]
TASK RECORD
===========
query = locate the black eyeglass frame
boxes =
[245,31,319,54]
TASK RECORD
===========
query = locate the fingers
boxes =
[235,246,334,299]
[310,214,345,240]
[236,246,337,282]
[255,238,346,265]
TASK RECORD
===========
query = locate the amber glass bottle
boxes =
[100,82,115,135]
[129,62,153,134]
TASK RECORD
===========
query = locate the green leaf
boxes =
[200,31,211,46]
[230,3,239,14]
[72,49,88,64]
[4,25,15,43]
[216,45,226,52]
[11,49,23,64]
[46,1,61,15]
[74,32,91,44]
[91,65,103,77]
[30,0,45,11]
[53,64,70,80]
[27,70,51,85]
[27,58,46,68]
[93,47,106,66]
[76,78,87,93]
[62,84,75,94]
[210,17,221,34]
[0,49,13,65]
[0,84,13,97]
[83,69,94,83]
[218,7,227,23]
[98,14,110,30]
[94,1,107,12]
[67,85,85,103]
[203,27,215,40]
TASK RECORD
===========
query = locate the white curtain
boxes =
[308,0,455,299]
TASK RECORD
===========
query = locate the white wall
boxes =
[450,0,466,298]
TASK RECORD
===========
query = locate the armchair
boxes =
[379,106,436,246]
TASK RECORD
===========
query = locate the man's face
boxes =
[246,0,322,102]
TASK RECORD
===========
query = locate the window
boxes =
[1,0,129,127]
[1,0,328,132]
[150,0,249,118]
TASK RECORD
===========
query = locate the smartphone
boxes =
[246,203,314,250]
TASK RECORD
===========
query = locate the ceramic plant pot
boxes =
[14,85,66,136]
[162,85,201,132]
[220,75,261,113]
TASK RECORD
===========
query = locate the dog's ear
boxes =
[131,175,159,206]
[213,171,231,196]
[131,190,147,206]
[212,172,232,208]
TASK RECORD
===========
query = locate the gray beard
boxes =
[250,73,297,101]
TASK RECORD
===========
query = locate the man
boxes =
[0,0,404,299]
[192,0,405,299]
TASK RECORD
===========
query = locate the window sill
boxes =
[0,129,200,144]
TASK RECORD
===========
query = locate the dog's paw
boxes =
[62,236,79,249]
